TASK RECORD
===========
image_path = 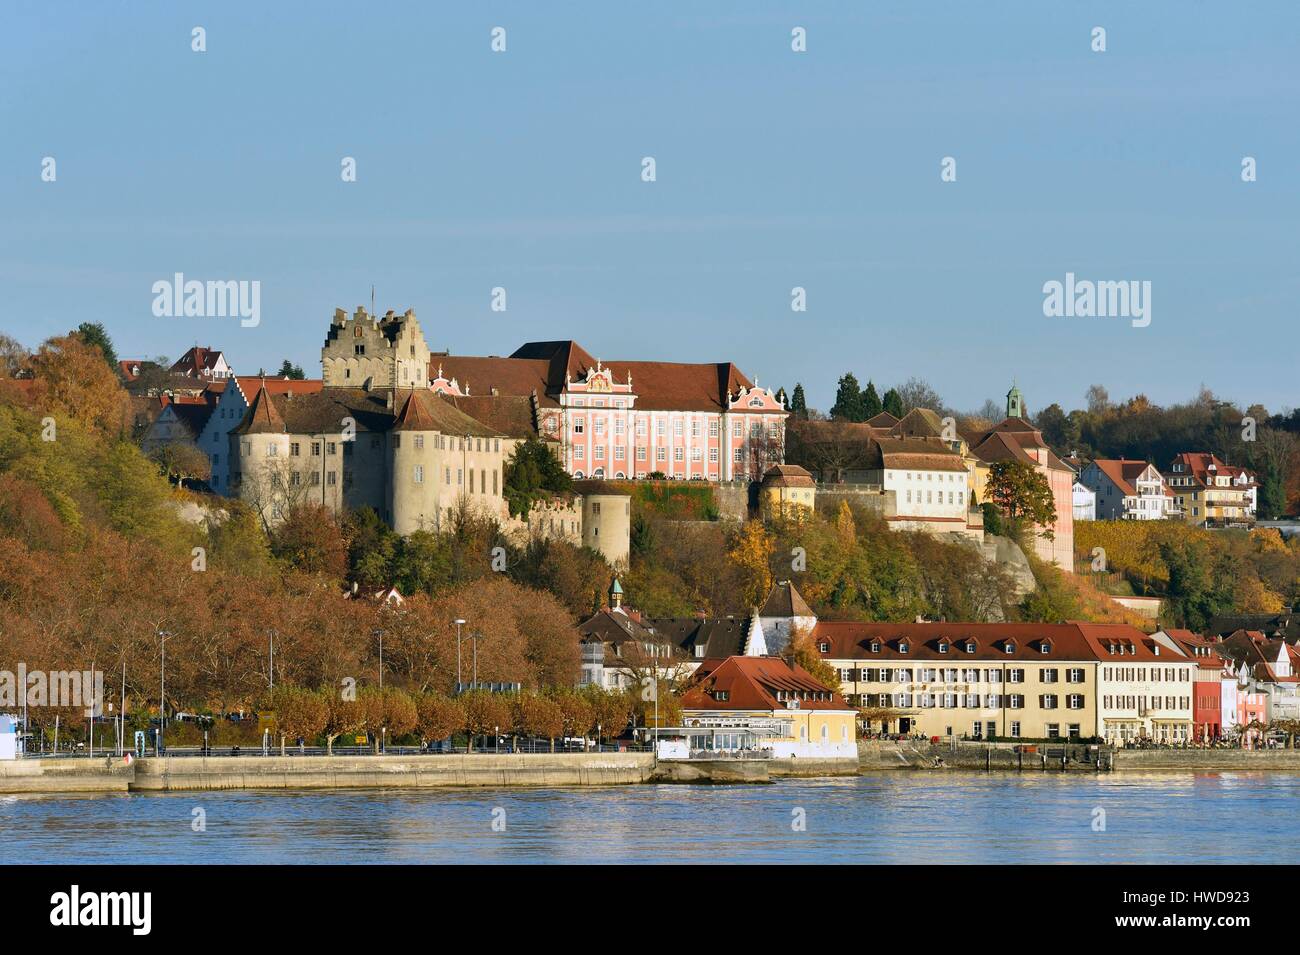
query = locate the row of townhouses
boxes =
[578,580,1299,747]
[1074,453,1257,526]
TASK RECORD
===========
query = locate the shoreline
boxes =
[4,748,1300,795]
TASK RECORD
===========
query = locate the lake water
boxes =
[1,772,1293,864]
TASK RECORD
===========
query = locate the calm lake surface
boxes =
[1,772,1294,864]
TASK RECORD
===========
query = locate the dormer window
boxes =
[1040,644,1050,654]
[965,641,976,653]
[1004,643,1015,654]
[714,690,729,702]
[818,642,829,653]
[938,642,949,653]
[869,641,880,653]
[899,642,910,654]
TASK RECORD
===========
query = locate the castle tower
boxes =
[1006,382,1025,420]
[322,306,432,389]
[389,390,439,535]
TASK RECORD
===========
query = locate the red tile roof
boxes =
[432,340,762,413]
[679,656,852,711]
[1090,459,1155,496]
[761,464,816,487]
[809,621,1170,662]
[234,376,322,400]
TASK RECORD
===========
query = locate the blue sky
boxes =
[1,2,1296,416]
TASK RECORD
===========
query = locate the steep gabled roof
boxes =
[393,389,441,431]
[679,656,851,711]
[1089,459,1157,496]
[232,382,287,434]
[760,580,816,619]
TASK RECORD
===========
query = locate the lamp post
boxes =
[374,629,384,693]
[157,630,172,755]
[268,629,275,692]
[454,618,467,689]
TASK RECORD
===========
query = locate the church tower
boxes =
[1006,382,1025,420]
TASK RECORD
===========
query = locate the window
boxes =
[1040,669,1058,683]
[1041,694,1058,710]
[1067,695,1084,710]
[1008,694,1023,709]
[574,420,584,434]
[1008,669,1024,683]
[414,435,424,450]
[326,471,336,486]
[1010,721,1021,739]
[290,442,300,457]
[1066,668,1085,683]
[413,465,423,484]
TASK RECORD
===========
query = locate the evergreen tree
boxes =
[882,388,904,418]
[74,322,118,370]
[277,359,306,380]
[830,373,865,422]
[862,381,883,418]
[790,383,808,419]
[774,387,788,410]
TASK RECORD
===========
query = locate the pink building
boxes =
[430,341,787,482]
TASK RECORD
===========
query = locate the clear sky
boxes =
[2,2,1296,416]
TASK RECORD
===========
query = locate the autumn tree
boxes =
[415,692,465,749]
[985,460,1056,543]
[511,692,564,752]
[322,693,365,755]
[581,685,632,744]
[0,334,29,377]
[26,334,132,436]
[148,440,211,483]
[270,503,349,578]
[728,520,775,607]
[462,690,513,752]
[269,685,327,755]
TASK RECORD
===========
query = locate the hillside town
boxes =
[1,314,1298,763]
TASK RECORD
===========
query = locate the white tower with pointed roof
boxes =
[743,608,768,657]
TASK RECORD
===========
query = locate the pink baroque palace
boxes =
[429,340,787,482]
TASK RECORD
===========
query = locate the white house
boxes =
[1071,481,1096,522]
[1079,459,1173,521]
[197,376,322,493]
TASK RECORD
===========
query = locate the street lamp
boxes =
[157,630,172,755]
[454,618,467,688]
[373,629,384,693]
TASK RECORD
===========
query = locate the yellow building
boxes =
[813,622,1121,741]
[1163,453,1255,526]
[668,656,858,759]
[759,464,817,521]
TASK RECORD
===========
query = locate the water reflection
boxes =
[0,772,1294,865]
